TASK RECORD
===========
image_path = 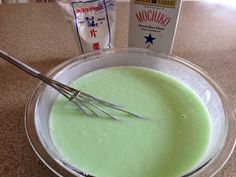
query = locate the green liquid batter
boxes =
[50,66,211,177]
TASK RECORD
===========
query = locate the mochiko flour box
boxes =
[128,0,182,54]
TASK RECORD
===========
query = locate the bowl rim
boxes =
[24,47,236,177]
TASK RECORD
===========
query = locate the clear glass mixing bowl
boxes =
[25,48,236,177]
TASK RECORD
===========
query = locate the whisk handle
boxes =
[0,50,40,77]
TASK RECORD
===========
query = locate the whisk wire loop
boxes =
[0,50,145,120]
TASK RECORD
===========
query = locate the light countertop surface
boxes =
[0,1,235,177]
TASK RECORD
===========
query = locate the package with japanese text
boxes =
[57,0,116,53]
[128,0,182,54]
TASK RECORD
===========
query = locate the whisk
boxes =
[0,50,144,120]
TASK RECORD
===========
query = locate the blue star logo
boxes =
[144,33,156,45]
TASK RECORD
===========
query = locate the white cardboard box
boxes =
[128,0,182,54]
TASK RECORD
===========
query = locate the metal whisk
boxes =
[0,50,144,120]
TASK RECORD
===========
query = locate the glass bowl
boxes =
[25,48,236,177]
